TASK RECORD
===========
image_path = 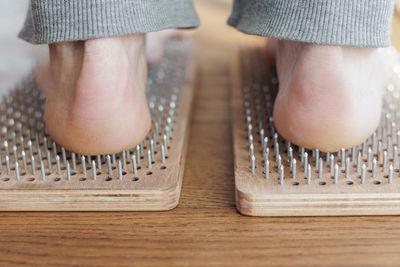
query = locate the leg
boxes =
[20,0,199,155]
[229,0,395,152]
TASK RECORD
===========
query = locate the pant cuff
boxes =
[228,0,395,47]
[19,0,199,44]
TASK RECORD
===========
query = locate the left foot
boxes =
[146,29,192,64]
[36,29,190,155]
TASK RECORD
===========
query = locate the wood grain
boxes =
[0,1,399,266]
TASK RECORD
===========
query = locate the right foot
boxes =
[272,40,391,152]
[37,34,150,155]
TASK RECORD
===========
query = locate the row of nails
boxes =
[248,129,400,183]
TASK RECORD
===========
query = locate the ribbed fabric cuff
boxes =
[19,0,199,44]
[228,0,395,47]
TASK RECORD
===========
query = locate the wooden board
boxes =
[0,40,196,211]
[232,46,400,216]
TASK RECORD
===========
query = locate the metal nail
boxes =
[12,145,17,163]
[362,142,367,157]
[383,150,388,173]
[66,162,71,181]
[277,155,282,169]
[249,143,254,156]
[307,164,311,185]
[150,139,155,160]
[292,159,296,179]
[136,145,141,164]
[318,158,323,179]
[40,161,45,181]
[15,161,20,181]
[92,160,96,180]
[161,145,166,164]
[22,150,27,170]
[341,148,345,167]
[28,140,33,159]
[147,150,152,169]
[367,147,372,168]
[163,135,168,154]
[31,156,36,176]
[304,152,308,175]
[132,155,138,175]
[334,164,339,184]
[330,155,334,175]
[118,160,123,180]
[106,155,112,176]
[361,164,366,184]
[265,159,269,179]
[112,154,116,165]
[122,151,126,170]
[56,155,61,176]
[81,155,86,176]
[275,143,279,162]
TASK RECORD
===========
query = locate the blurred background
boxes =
[0,0,46,92]
[0,0,399,94]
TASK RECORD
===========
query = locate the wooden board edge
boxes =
[168,43,197,211]
[230,46,248,216]
[236,186,400,216]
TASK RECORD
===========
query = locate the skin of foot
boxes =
[146,29,192,64]
[272,40,389,152]
[37,34,150,155]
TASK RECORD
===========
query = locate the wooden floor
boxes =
[1,1,400,266]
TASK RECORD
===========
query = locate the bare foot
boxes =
[272,40,390,152]
[37,34,150,155]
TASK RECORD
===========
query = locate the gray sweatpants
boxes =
[20,0,395,47]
